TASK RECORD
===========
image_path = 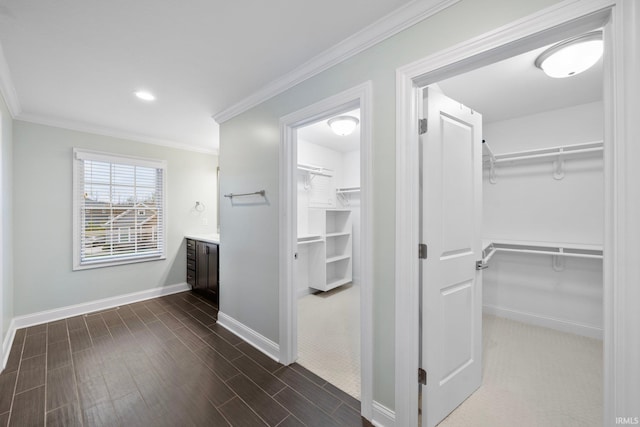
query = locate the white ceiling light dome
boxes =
[327,115,359,136]
[134,90,156,101]
[535,31,603,78]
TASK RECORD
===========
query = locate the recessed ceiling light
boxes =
[134,90,156,101]
[534,31,603,78]
[327,116,359,136]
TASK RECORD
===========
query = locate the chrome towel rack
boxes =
[223,190,266,199]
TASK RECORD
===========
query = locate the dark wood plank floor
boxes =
[0,291,371,427]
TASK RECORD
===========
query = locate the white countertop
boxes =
[185,233,220,244]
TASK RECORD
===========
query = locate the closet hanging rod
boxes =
[485,140,603,164]
[494,247,603,259]
[483,240,603,261]
[223,190,266,198]
[336,187,360,194]
[297,163,333,177]
[493,147,603,163]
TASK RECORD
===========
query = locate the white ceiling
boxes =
[0,0,413,152]
[438,41,603,123]
[298,109,361,153]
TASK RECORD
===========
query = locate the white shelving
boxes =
[483,140,603,183]
[482,238,603,263]
[302,208,353,292]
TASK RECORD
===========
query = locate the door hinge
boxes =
[475,260,488,270]
[418,368,427,385]
[418,244,428,259]
[419,118,428,135]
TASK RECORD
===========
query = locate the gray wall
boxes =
[218,0,561,409]
[1,92,13,342]
[13,120,218,316]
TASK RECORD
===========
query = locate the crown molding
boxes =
[0,41,22,118]
[16,112,219,155]
[213,0,460,124]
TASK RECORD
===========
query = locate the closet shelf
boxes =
[483,140,603,183]
[297,235,323,245]
[482,238,603,263]
[297,163,333,178]
[326,254,351,264]
[326,231,351,238]
[336,187,360,194]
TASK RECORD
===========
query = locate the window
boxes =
[73,148,166,270]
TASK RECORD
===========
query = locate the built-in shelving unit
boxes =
[301,208,352,292]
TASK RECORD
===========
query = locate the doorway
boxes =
[295,108,362,398]
[395,3,637,426]
[420,33,605,425]
[279,82,373,419]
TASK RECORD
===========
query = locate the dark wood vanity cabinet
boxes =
[186,239,219,306]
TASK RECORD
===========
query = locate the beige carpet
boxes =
[439,314,603,427]
[297,289,602,426]
[297,284,361,399]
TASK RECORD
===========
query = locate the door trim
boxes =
[395,0,640,425]
[279,81,373,419]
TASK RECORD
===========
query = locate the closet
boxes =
[294,113,362,400]
[295,137,360,296]
[480,101,604,339]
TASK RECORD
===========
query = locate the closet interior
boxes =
[294,109,362,399]
[434,35,603,426]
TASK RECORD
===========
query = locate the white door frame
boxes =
[0,111,3,366]
[279,81,373,419]
[395,0,640,426]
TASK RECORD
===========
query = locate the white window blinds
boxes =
[73,149,166,269]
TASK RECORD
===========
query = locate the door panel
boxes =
[421,87,483,427]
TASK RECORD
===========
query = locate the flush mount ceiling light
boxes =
[534,31,603,78]
[327,115,359,136]
[134,90,156,101]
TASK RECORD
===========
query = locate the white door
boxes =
[421,87,483,427]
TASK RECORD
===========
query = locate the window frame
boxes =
[72,148,167,270]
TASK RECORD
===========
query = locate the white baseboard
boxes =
[11,283,190,330]
[217,311,280,362]
[1,320,16,372]
[483,304,603,339]
[1,282,190,371]
[372,401,396,427]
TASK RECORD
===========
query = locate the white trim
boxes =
[10,283,189,330]
[1,319,16,372]
[0,106,3,368]
[483,305,603,339]
[372,401,396,427]
[213,0,459,123]
[16,113,218,155]
[279,81,374,420]
[0,42,21,118]
[395,0,629,425]
[72,148,168,271]
[217,312,280,362]
[605,1,640,420]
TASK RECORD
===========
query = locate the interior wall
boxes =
[218,0,562,409]
[13,120,218,317]
[483,101,604,335]
[0,92,13,344]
